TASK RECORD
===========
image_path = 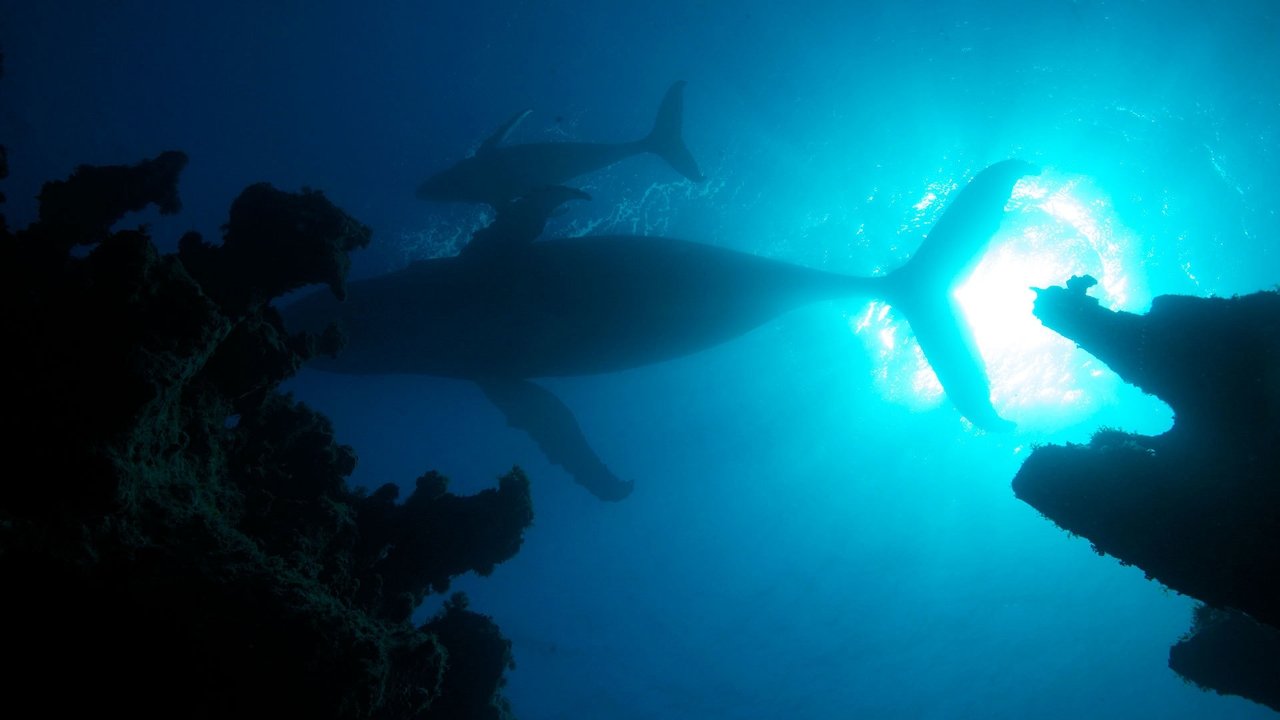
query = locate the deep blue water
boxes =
[2,1,1276,717]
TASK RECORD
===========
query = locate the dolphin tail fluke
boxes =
[478,377,635,501]
[878,160,1039,431]
[645,81,704,183]
[887,288,1015,432]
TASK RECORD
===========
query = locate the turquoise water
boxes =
[2,1,1275,717]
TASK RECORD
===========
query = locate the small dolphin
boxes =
[416,81,704,205]
[287,160,1038,501]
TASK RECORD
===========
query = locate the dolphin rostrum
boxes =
[286,160,1038,501]
[415,81,704,205]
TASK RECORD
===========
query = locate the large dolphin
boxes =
[416,81,704,205]
[286,160,1038,501]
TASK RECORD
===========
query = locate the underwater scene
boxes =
[1,1,1277,718]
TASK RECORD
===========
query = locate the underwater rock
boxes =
[1013,276,1279,710]
[420,593,518,720]
[0,153,532,719]
[179,182,372,316]
[33,150,189,250]
[1169,605,1280,712]
[1,140,7,206]
[1,50,8,207]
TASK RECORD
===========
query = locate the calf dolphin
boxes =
[416,81,704,205]
[286,160,1037,500]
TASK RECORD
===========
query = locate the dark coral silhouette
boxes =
[0,151,533,718]
[1169,606,1280,711]
[1015,276,1279,712]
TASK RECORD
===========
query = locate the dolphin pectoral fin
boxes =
[644,81,704,182]
[478,378,635,501]
[462,186,592,260]
[479,109,532,154]
[539,185,593,218]
[898,292,1013,432]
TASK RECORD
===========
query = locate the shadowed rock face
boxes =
[0,152,533,719]
[1169,606,1280,713]
[1014,277,1280,711]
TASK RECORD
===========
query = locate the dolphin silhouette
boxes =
[286,160,1038,501]
[416,81,704,205]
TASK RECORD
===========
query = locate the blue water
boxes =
[2,1,1276,717]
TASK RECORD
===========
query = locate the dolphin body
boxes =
[286,160,1037,501]
[416,81,704,205]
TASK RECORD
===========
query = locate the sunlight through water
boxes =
[854,170,1152,431]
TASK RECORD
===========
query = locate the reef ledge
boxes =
[1013,276,1279,712]
[0,152,533,719]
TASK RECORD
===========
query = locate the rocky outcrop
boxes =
[0,152,534,718]
[1014,276,1279,712]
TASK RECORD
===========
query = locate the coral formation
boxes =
[1014,276,1279,711]
[1169,605,1280,711]
[0,151,533,718]
[0,49,5,209]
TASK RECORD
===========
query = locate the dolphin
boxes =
[285,160,1038,501]
[415,81,704,205]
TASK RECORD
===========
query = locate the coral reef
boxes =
[0,151,534,718]
[1,50,5,209]
[1014,276,1279,711]
[1169,605,1280,712]
[1,50,6,214]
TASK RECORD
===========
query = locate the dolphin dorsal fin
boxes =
[479,109,532,154]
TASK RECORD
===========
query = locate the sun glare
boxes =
[853,171,1149,430]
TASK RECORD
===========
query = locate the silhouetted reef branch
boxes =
[180,182,372,316]
[0,152,531,719]
[1014,276,1279,710]
[34,150,188,249]
[0,141,7,206]
[1168,605,1280,712]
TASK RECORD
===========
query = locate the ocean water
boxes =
[2,1,1276,717]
